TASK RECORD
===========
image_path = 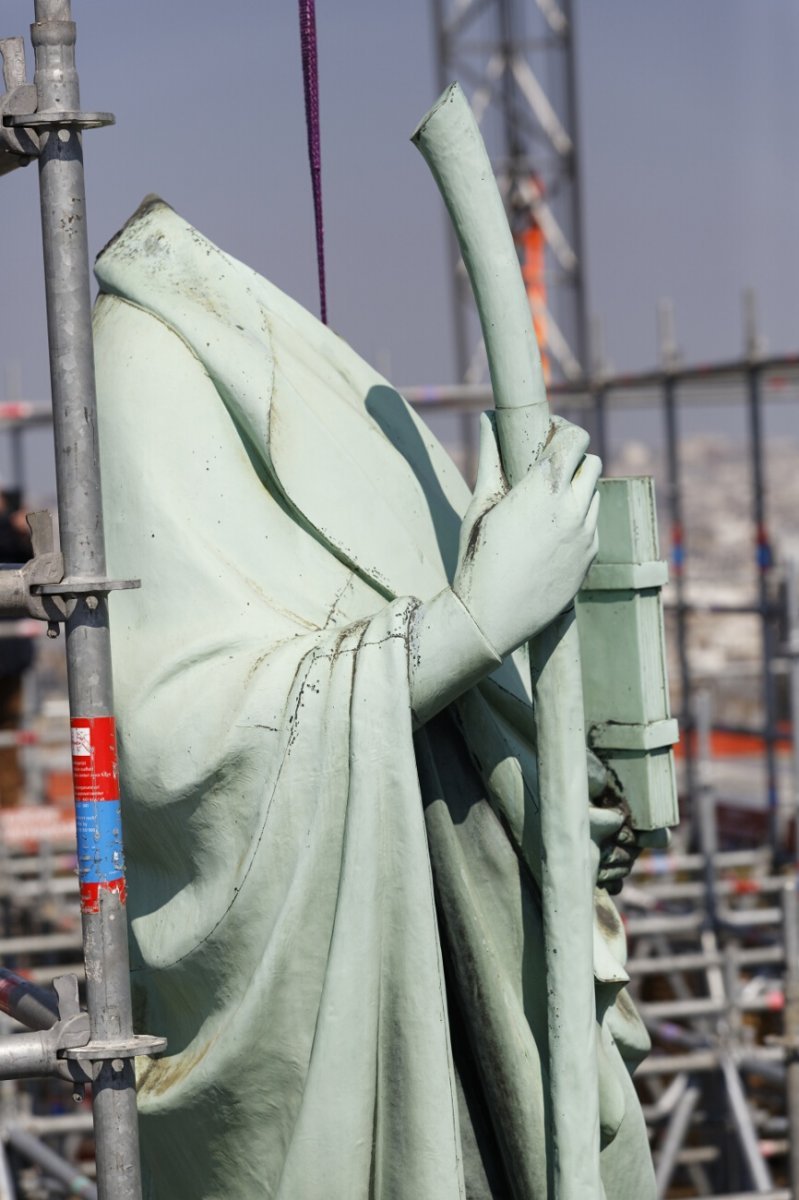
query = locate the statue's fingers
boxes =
[588,805,624,843]
[472,411,507,505]
[598,863,634,882]
[572,454,602,514]
[458,414,507,562]
[544,419,591,488]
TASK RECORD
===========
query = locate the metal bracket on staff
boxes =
[0,5,163,1200]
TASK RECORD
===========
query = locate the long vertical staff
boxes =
[413,83,602,1200]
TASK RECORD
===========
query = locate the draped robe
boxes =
[93,198,656,1200]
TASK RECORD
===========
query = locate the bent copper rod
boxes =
[413,83,601,1200]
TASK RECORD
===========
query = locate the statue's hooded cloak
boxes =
[93,199,655,1200]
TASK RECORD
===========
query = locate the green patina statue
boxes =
[92,87,676,1200]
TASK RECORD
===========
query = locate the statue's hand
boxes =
[590,807,641,895]
[453,413,601,659]
[408,413,599,725]
[588,757,670,894]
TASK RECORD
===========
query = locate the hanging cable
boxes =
[299,0,327,325]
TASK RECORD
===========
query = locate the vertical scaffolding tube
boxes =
[654,1076,700,1199]
[695,689,718,928]
[31,3,142,1198]
[561,0,589,383]
[0,1140,14,1200]
[782,879,799,1197]
[3,364,25,496]
[663,374,695,803]
[786,560,799,853]
[746,362,780,853]
[8,429,23,498]
[719,1052,773,1193]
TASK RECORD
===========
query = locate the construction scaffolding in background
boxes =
[431,0,589,466]
[432,0,587,383]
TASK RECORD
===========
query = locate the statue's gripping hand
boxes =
[409,414,600,726]
[454,413,601,659]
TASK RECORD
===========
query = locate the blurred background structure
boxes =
[3,1,799,1196]
[431,0,588,466]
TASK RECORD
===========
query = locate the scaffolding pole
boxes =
[659,340,696,805]
[781,879,799,1196]
[745,364,781,852]
[28,5,142,1194]
[0,4,164,1198]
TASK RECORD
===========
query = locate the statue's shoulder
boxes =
[96,200,472,600]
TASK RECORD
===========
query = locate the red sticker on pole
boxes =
[71,717,127,913]
[70,717,120,803]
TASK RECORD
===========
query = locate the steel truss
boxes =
[431,0,588,394]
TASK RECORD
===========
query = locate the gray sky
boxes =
[2,1,799,494]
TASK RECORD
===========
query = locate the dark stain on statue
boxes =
[463,509,487,568]
[595,899,621,939]
[96,193,170,261]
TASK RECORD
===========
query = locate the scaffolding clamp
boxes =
[0,976,88,1082]
[0,510,139,633]
[63,1033,168,1083]
[0,37,38,175]
[0,32,114,178]
[0,972,167,1091]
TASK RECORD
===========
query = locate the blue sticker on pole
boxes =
[75,799,125,883]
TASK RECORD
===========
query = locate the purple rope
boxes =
[299,0,327,325]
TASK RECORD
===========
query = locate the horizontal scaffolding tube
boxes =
[636,1048,785,1077]
[12,1112,93,1136]
[0,933,82,957]
[0,969,58,1030]
[625,907,782,936]
[639,996,784,1022]
[628,945,784,976]
[0,1030,64,1079]
[634,876,789,903]
[708,1193,790,1200]
[633,850,771,875]
[402,351,799,408]
[5,1126,96,1199]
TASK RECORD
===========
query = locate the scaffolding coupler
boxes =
[0,970,165,1094]
[0,510,139,633]
[0,26,113,177]
[0,36,38,174]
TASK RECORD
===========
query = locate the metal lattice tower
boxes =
[432,0,588,390]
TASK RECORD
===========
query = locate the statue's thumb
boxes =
[471,412,506,508]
